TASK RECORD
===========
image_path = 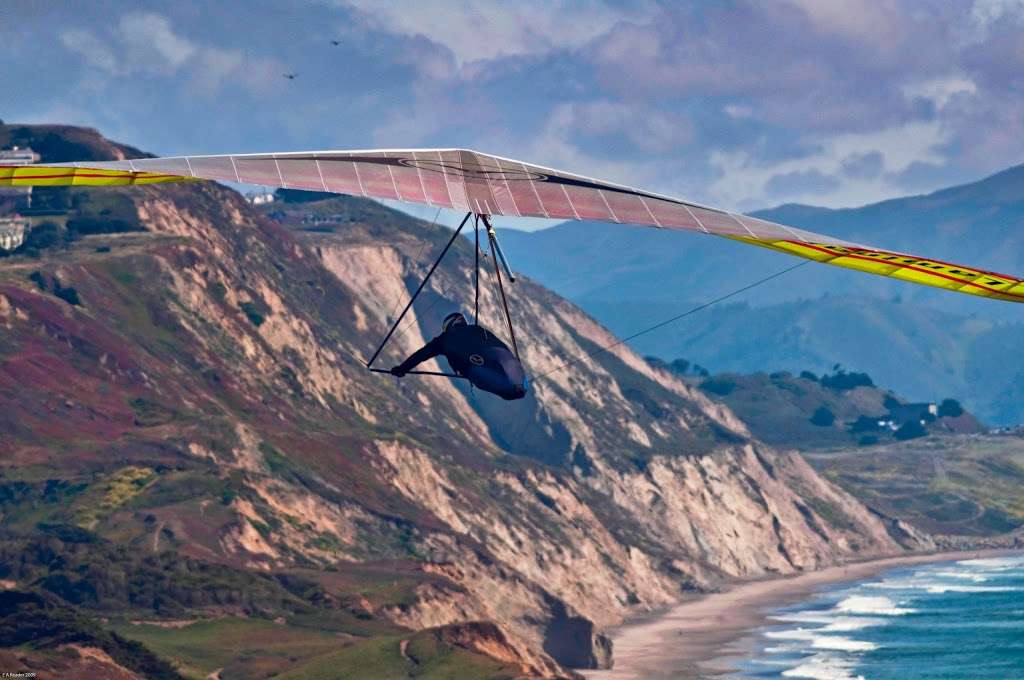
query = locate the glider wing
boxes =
[3,149,1022,302]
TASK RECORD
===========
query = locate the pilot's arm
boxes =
[391,336,444,376]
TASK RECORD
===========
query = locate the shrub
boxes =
[895,420,927,440]
[240,301,265,326]
[669,358,691,375]
[21,221,64,251]
[644,356,668,370]
[821,370,874,391]
[53,284,81,306]
[810,406,836,427]
[938,398,964,418]
[799,370,819,382]
[701,377,736,396]
[66,216,139,237]
[849,415,883,432]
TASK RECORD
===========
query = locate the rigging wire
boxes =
[533,260,810,382]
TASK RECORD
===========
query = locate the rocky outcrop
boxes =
[0,125,927,677]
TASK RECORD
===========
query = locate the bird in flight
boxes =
[330,39,341,46]
[283,73,298,80]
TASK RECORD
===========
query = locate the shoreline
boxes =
[582,547,1023,680]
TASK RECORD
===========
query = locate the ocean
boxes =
[733,554,1024,679]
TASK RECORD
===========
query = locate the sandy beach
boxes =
[582,548,1023,680]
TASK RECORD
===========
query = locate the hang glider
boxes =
[2,148,1023,302]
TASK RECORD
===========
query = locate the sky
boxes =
[4,0,1024,225]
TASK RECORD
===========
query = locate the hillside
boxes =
[0,124,929,678]
[677,365,983,451]
[805,434,1024,538]
[497,167,1024,424]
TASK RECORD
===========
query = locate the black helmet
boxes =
[442,311,467,333]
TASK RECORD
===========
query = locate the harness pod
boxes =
[365,213,521,380]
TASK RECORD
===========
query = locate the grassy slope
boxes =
[805,434,1024,536]
[110,619,522,680]
[672,368,980,451]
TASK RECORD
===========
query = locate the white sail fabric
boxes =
[8,148,1024,301]
[39,148,854,248]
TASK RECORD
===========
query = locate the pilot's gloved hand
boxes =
[390,366,407,377]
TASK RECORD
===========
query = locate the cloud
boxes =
[559,100,693,154]
[841,151,885,179]
[708,120,950,209]
[765,168,841,198]
[118,12,196,71]
[903,75,977,109]
[60,29,120,73]
[337,0,647,67]
[55,11,281,97]
[970,0,1024,33]
[17,1,1024,216]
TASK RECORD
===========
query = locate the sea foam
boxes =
[835,595,916,616]
[780,651,866,680]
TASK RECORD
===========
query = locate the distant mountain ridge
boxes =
[498,164,1024,424]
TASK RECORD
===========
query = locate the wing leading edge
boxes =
[2,149,1022,302]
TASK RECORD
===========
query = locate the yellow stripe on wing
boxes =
[727,235,1024,303]
[0,166,195,187]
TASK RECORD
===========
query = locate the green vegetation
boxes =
[894,420,927,440]
[240,300,266,326]
[26,269,81,306]
[110,617,345,679]
[643,355,709,377]
[810,406,835,427]
[274,630,519,680]
[0,590,184,680]
[939,398,965,417]
[129,397,178,426]
[0,525,316,615]
[806,435,1024,536]
[71,466,157,528]
[684,365,982,451]
[819,367,875,391]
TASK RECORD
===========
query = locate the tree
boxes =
[895,420,927,440]
[20,221,63,251]
[810,406,835,427]
[669,358,691,375]
[938,398,964,418]
[821,370,874,391]
[850,415,882,432]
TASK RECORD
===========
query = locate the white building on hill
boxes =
[0,216,27,251]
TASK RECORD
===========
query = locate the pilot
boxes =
[391,311,528,400]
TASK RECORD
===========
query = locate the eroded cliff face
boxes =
[0,136,927,677]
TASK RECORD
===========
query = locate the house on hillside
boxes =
[0,146,41,210]
[245,191,275,205]
[850,401,939,433]
[0,216,28,251]
[887,402,938,427]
